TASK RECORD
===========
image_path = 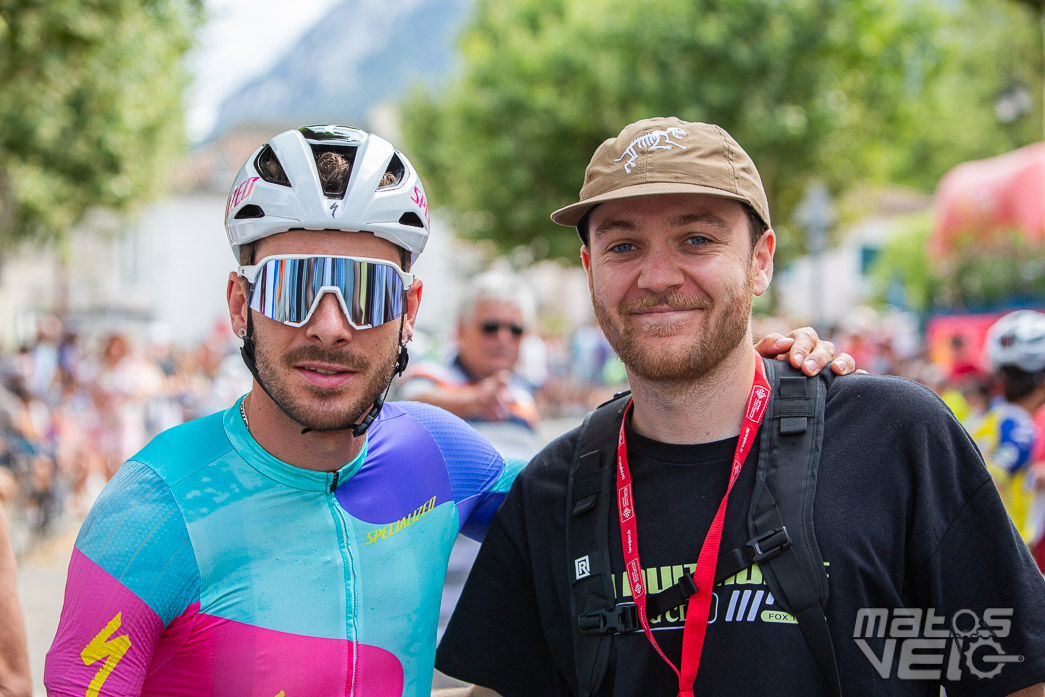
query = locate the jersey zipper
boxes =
[326,472,357,696]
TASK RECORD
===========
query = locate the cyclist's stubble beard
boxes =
[252,321,400,432]
[592,272,754,384]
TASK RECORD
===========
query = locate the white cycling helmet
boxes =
[986,310,1045,373]
[224,125,430,262]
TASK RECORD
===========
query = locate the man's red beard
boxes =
[593,278,753,384]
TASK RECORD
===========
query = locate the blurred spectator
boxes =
[397,271,541,461]
[948,333,982,383]
[569,321,616,407]
[968,311,1045,558]
[0,318,249,544]
[25,315,61,403]
[83,333,164,476]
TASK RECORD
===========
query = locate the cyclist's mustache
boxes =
[283,346,372,372]
[620,293,713,314]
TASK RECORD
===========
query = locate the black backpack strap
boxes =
[750,358,842,697]
[568,393,630,697]
[583,526,793,632]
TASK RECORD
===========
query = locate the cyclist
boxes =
[44,125,849,697]
[972,310,1045,545]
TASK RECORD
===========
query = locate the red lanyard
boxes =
[615,353,770,697]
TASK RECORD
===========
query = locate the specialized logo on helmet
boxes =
[226,176,260,222]
[614,128,688,174]
[410,186,430,226]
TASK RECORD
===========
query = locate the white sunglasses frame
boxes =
[237,254,415,330]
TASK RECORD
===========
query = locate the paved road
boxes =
[16,416,582,695]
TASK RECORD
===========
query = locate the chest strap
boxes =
[578,526,792,634]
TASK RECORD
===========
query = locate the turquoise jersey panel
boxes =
[68,459,201,625]
[47,397,517,697]
[179,407,366,638]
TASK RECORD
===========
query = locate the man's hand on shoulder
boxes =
[754,326,861,376]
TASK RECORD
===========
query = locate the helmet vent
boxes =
[312,145,357,198]
[235,204,265,219]
[255,146,291,186]
[378,154,406,190]
[398,212,424,228]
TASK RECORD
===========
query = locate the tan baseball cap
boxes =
[550,117,771,231]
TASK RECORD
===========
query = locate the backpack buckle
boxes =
[578,604,640,634]
[749,527,791,563]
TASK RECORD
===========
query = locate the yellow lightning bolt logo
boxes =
[80,612,131,697]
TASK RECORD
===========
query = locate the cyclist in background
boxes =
[972,310,1045,548]
[44,125,849,697]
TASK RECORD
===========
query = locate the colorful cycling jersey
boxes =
[45,398,523,697]
[969,398,1039,541]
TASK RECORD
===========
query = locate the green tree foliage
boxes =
[889,0,1043,191]
[0,0,201,250]
[868,214,937,313]
[402,0,939,260]
[1010,0,1043,13]
[403,0,1043,263]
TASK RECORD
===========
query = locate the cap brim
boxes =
[550,181,757,227]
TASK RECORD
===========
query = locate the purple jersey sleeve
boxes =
[390,401,526,540]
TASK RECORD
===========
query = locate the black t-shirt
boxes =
[436,373,1045,697]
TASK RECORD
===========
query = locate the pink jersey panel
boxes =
[143,609,405,697]
[45,548,165,696]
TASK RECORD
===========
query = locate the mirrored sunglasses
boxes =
[238,255,414,330]
[480,320,524,338]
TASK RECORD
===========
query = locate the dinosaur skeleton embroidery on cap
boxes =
[614,127,688,174]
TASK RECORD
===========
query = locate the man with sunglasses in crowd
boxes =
[45,125,851,697]
[398,270,542,462]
